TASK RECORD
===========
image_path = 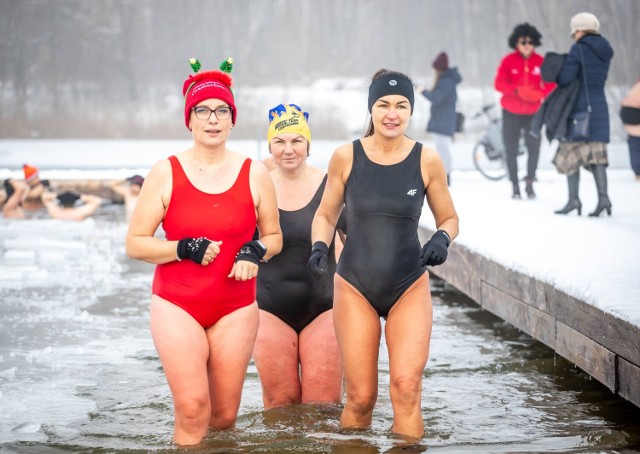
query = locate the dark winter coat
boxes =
[420,67,462,136]
[530,52,579,142]
[557,33,614,143]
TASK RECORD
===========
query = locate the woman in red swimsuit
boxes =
[126,58,282,446]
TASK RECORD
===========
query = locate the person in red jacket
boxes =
[495,23,555,199]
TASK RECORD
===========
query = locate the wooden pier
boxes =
[419,226,640,409]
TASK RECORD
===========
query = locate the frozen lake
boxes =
[0,137,632,177]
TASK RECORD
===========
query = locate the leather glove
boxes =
[420,230,451,267]
[307,241,329,280]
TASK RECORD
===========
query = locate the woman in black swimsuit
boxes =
[253,104,345,409]
[309,69,459,438]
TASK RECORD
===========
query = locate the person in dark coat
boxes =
[530,52,578,143]
[416,52,462,185]
[554,12,614,217]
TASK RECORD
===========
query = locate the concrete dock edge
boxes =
[419,226,640,408]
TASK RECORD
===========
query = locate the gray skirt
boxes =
[552,141,608,175]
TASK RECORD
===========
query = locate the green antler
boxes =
[220,57,233,73]
[189,57,201,73]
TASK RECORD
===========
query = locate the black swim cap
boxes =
[57,191,81,208]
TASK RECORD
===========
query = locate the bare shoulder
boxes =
[334,141,354,158]
[419,143,446,188]
[140,158,173,206]
[249,156,270,179]
[419,144,441,163]
[329,142,354,167]
[262,155,277,171]
[147,157,172,180]
[306,164,327,177]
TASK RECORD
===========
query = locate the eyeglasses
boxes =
[192,105,232,121]
[518,39,534,46]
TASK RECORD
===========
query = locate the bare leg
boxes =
[299,309,343,404]
[333,275,381,430]
[252,310,302,408]
[150,295,211,445]
[385,274,432,438]
[206,302,259,429]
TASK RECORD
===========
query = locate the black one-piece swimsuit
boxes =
[337,139,427,317]
[257,176,344,333]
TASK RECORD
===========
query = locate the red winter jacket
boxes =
[494,50,556,115]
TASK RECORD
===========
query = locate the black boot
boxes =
[512,182,521,199]
[589,164,612,217]
[555,172,582,215]
[525,178,536,199]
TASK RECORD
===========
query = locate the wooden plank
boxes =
[420,226,547,312]
[549,287,640,368]
[555,322,616,391]
[618,358,640,407]
[481,281,556,349]
[480,261,547,312]
[433,245,482,303]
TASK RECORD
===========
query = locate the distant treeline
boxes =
[1,0,637,138]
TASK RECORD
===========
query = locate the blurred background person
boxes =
[253,103,345,409]
[43,190,103,221]
[309,68,459,439]
[125,58,282,445]
[415,51,462,186]
[495,23,555,199]
[554,12,614,216]
[2,179,29,219]
[620,76,640,181]
[110,174,145,218]
[21,163,47,211]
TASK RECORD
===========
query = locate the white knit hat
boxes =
[570,12,600,36]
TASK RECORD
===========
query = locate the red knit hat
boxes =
[23,164,39,183]
[432,52,449,71]
[183,58,236,129]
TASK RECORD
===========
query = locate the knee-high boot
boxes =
[589,164,612,217]
[554,171,581,215]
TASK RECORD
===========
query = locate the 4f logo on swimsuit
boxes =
[407,189,417,196]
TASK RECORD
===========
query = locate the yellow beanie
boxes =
[267,104,311,144]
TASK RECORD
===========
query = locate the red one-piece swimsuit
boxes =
[152,155,257,328]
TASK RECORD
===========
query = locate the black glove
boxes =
[307,241,329,280]
[234,240,267,265]
[177,237,212,263]
[420,230,451,267]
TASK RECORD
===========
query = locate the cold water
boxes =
[1,205,639,453]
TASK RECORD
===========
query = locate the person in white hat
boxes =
[553,12,614,217]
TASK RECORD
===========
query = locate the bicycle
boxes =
[471,104,526,181]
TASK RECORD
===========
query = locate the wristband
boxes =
[177,237,211,263]
[235,240,267,265]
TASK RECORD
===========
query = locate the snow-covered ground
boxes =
[420,168,640,328]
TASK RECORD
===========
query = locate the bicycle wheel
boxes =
[472,140,507,181]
